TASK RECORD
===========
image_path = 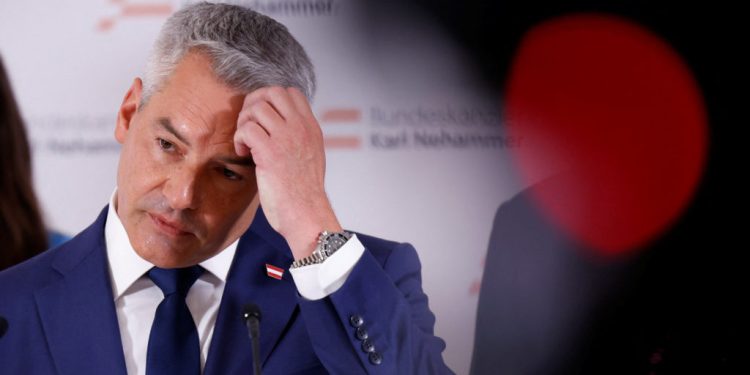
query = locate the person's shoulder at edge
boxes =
[0,214,103,296]
[0,236,69,296]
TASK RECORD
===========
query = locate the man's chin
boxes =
[136,248,204,269]
[131,237,205,268]
[149,257,201,269]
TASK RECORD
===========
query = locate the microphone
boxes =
[242,304,262,375]
[0,316,7,339]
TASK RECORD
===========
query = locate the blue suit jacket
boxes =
[0,207,453,374]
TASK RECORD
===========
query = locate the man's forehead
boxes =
[155,115,237,145]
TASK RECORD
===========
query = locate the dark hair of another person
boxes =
[0,57,48,271]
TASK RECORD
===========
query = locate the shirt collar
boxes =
[105,189,238,300]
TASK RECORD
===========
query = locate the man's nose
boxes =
[163,165,200,211]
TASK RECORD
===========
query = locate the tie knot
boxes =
[148,265,204,297]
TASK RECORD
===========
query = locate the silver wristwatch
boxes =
[291,230,352,268]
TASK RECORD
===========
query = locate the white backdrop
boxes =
[0,1,539,373]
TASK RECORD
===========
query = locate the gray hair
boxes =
[141,2,316,106]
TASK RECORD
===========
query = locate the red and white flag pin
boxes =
[265,264,284,280]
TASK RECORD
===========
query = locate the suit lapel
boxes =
[204,208,299,375]
[34,208,127,375]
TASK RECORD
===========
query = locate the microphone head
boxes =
[0,316,7,338]
[242,303,262,323]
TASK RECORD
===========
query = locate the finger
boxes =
[244,86,297,121]
[237,109,266,137]
[286,87,323,143]
[234,120,270,159]
[245,100,285,136]
[286,87,316,122]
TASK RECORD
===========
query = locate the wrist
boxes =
[284,212,342,261]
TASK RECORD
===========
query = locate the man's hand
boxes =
[234,87,342,260]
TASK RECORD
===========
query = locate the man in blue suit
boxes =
[0,3,452,374]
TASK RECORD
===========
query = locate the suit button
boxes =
[355,326,369,340]
[361,339,375,353]
[369,351,383,365]
[349,314,364,328]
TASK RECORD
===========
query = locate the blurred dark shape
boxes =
[472,174,741,374]
[390,1,742,373]
[0,56,49,271]
[471,176,631,374]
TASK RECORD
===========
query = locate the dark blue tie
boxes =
[146,266,204,375]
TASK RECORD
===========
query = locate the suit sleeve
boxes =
[296,242,455,374]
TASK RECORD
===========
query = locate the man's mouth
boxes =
[148,213,193,237]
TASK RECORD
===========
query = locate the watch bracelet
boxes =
[290,230,351,269]
[291,252,325,268]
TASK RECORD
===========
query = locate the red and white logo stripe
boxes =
[265,264,284,280]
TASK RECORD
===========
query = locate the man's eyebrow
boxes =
[157,117,190,146]
[218,156,255,167]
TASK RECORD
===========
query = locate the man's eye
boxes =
[222,168,241,181]
[157,138,174,151]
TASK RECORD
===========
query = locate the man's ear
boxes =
[115,78,143,144]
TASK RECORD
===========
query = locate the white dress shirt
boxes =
[104,190,364,375]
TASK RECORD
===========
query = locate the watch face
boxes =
[321,232,350,255]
